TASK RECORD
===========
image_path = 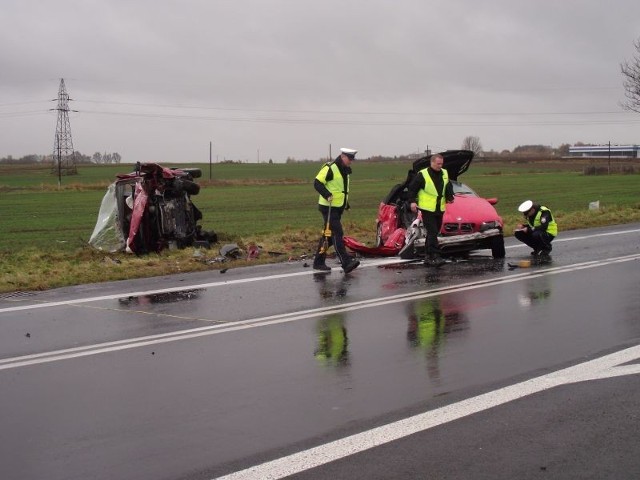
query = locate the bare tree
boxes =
[621,38,640,113]
[461,136,483,157]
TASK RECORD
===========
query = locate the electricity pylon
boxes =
[51,78,77,183]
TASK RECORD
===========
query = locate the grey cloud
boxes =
[1,0,639,161]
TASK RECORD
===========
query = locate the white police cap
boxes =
[340,147,357,158]
[518,200,533,213]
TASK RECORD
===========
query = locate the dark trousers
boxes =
[421,210,444,258]
[314,205,351,266]
[514,229,554,252]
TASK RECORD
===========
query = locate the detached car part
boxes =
[89,163,217,254]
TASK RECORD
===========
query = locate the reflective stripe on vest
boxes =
[317,163,348,207]
[529,206,558,236]
[417,168,449,212]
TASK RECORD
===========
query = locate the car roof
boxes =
[411,149,474,181]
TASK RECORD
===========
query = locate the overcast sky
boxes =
[1,0,639,163]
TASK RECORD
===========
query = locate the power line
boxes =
[76,98,631,117]
[76,108,640,127]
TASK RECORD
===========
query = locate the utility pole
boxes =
[209,141,212,180]
[50,78,77,182]
[608,141,611,175]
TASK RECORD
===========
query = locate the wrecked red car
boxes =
[89,162,217,254]
[345,150,505,259]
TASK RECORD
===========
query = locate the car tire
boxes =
[398,229,420,259]
[181,179,200,196]
[491,235,506,258]
[375,223,383,248]
[399,244,416,259]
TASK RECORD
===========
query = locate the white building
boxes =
[568,144,639,158]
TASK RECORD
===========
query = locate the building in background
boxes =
[568,144,640,158]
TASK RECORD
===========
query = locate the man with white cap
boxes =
[312,147,360,274]
[514,200,558,257]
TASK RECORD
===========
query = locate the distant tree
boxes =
[513,145,552,155]
[92,152,102,164]
[74,151,92,164]
[621,37,640,113]
[22,154,40,164]
[461,136,483,157]
[557,144,571,156]
[112,152,122,164]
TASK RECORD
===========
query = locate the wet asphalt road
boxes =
[1,223,639,480]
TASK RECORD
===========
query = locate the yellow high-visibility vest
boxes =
[529,206,558,236]
[316,163,348,207]
[417,168,449,212]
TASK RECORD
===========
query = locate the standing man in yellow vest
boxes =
[514,200,558,258]
[313,147,360,274]
[407,153,454,266]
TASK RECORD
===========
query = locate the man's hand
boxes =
[410,202,418,213]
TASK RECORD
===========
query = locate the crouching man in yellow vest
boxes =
[514,200,558,257]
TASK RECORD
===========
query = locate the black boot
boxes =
[342,258,360,274]
[433,255,446,267]
[313,253,331,272]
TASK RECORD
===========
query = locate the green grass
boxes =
[1,160,639,292]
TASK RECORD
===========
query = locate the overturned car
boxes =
[345,150,505,259]
[89,162,217,254]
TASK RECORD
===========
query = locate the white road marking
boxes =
[506,227,640,249]
[212,344,640,480]
[1,227,639,314]
[0,257,408,313]
[1,253,638,371]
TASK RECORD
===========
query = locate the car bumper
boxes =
[414,228,502,250]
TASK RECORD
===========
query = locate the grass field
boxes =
[1,159,639,292]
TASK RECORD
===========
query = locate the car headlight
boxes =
[479,221,499,232]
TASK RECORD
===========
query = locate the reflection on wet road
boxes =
[0,225,639,480]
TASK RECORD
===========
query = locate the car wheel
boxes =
[375,223,383,248]
[398,229,420,259]
[491,235,506,258]
[399,244,416,259]
[181,179,200,196]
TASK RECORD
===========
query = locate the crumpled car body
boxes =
[89,163,216,254]
[345,150,505,259]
